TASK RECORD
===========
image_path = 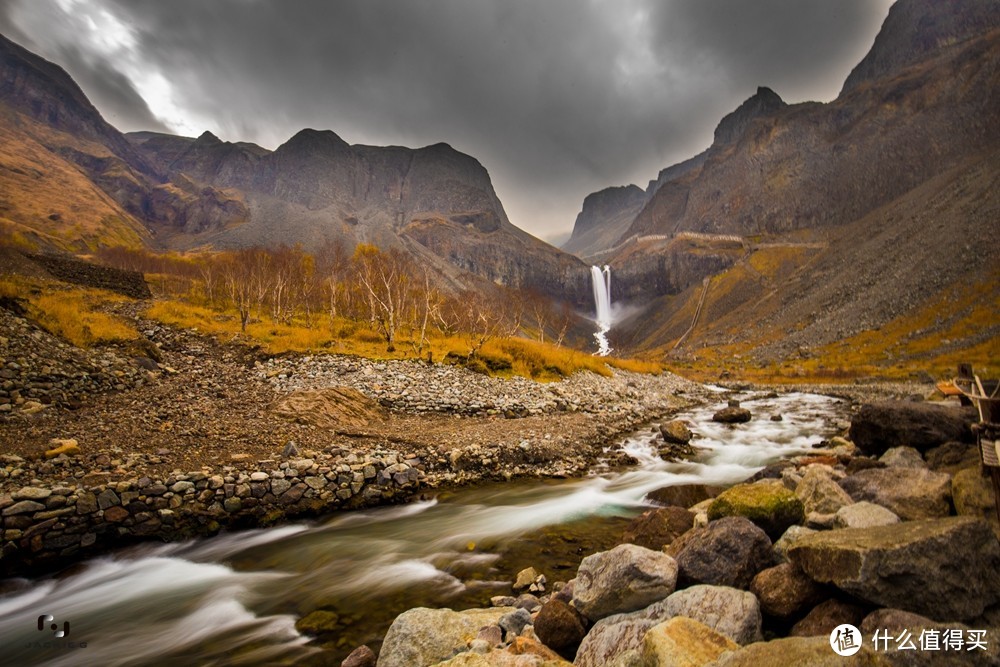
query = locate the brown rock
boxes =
[340,644,376,667]
[533,599,587,660]
[641,617,739,667]
[622,506,695,550]
[790,599,867,637]
[750,563,826,619]
[103,505,130,523]
[660,419,693,444]
[646,484,719,509]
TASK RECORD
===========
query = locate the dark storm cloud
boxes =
[1,0,892,239]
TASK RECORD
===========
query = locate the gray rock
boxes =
[788,516,1000,621]
[833,501,900,529]
[572,544,678,621]
[97,488,120,509]
[661,585,762,645]
[2,500,45,515]
[170,481,195,493]
[839,467,951,520]
[498,608,532,639]
[573,605,670,667]
[377,606,514,667]
[795,467,854,515]
[669,516,774,589]
[773,525,817,562]
[879,446,927,468]
[849,401,975,455]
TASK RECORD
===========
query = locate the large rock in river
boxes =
[669,516,774,589]
[787,516,1000,621]
[660,585,762,645]
[795,467,854,516]
[849,401,974,456]
[708,480,805,539]
[572,544,678,621]
[378,606,514,667]
[838,467,951,520]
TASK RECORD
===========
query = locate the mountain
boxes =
[0,33,591,302]
[601,0,1000,367]
[0,34,249,250]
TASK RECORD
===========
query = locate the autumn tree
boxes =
[352,244,413,351]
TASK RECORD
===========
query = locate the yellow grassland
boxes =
[0,275,137,348]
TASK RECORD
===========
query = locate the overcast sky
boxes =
[1,0,893,242]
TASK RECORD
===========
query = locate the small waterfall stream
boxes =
[0,391,846,666]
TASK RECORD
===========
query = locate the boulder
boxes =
[860,609,1000,667]
[711,636,883,666]
[925,441,980,475]
[660,420,693,444]
[849,401,974,455]
[640,617,738,667]
[833,502,900,529]
[573,606,670,667]
[713,406,752,424]
[572,544,677,621]
[533,600,586,660]
[707,481,805,539]
[789,599,867,637]
[669,517,774,589]
[787,517,1000,621]
[772,525,816,563]
[952,467,999,536]
[750,563,826,620]
[879,446,926,469]
[661,585,762,645]
[621,507,694,550]
[795,468,854,516]
[838,468,951,520]
[645,484,718,509]
[378,606,515,667]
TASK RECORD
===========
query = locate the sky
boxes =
[0,0,894,243]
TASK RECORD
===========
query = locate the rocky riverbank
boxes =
[0,307,708,576]
[354,398,1000,667]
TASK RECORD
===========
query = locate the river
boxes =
[0,391,847,666]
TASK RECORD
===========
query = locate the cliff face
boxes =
[561,185,646,258]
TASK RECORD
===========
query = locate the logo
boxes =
[37,614,70,638]
[831,623,862,656]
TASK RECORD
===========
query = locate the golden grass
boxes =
[0,275,137,347]
[146,297,664,379]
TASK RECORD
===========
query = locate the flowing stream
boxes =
[0,392,847,666]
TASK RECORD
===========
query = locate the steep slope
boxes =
[606,0,1000,375]
[561,185,646,259]
[0,33,248,248]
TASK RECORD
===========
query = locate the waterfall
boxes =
[590,265,612,356]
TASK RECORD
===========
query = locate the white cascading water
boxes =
[590,264,612,356]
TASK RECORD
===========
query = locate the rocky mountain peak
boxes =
[193,130,223,146]
[712,86,786,146]
[842,0,1000,94]
[277,128,350,157]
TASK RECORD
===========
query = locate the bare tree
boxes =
[352,244,413,352]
